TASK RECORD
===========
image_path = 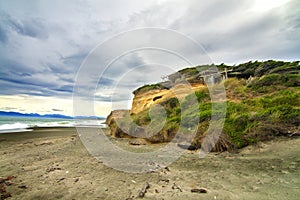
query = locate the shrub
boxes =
[133,83,168,95]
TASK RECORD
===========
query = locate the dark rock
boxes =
[191,188,208,193]
[1,192,12,199]
[128,141,142,146]
[18,184,28,189]
[177,144,198,150]
[4,181,13,186]
[0,184,6,193]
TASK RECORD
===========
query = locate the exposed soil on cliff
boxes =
[131,83,205,114]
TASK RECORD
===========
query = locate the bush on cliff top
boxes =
[132,83,170,95]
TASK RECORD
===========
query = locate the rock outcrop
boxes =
[106,110,131,138]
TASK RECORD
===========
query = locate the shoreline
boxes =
[1,127,299,199]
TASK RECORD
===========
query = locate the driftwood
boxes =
[191,188,208,193]
[46,167,62,173]
[172,183,182,192]
[138,182,150,198]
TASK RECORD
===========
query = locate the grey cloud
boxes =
[0,73,35,86]
[0,79,54,96]
[103,53,146,79]
[46,62,74,74]
[171,0,252,29]
[1,11,49,40]
[169,0,300,63]
[52,85,74,93]
[52,108,63,112]
[0,71,53,89]
[94,63,175,102]
[62,53,88,70]
[281,1,300,41]
[0,25,8,43]
[201,14,280,53]
[0,59,37,74]
[98,77,115,87]
[0,70,75,97]
[20,18,49,39]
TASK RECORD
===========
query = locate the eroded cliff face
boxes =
[130,83,205,114]
[106,83,206,140]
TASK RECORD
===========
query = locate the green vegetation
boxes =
[133,60,299,95]
[132,83,169,95]
[223,60,300,78]
[248,74,300,93]
[109,60,300,151]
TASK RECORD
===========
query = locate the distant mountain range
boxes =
[0,111,105,120]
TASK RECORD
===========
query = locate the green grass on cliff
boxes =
[129,66,300,150]
[182,77,299,148]
[109,60,300,151]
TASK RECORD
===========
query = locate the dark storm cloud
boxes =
[0,0,299,103]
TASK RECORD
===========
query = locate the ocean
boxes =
[0,116,107,133]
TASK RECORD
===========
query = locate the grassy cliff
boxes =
[108,60,300,151]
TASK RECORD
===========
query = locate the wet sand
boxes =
[0,127,299,199]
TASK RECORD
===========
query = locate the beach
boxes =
[0,127,299,200]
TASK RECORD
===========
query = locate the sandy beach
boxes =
[0,127,299,200]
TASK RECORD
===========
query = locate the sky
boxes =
[0,0,299,117]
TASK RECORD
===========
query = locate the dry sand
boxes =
[0,127,299,199]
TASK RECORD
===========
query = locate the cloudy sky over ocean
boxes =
[0,0,299,116]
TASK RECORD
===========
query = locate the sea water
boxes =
[0,116,107,133]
